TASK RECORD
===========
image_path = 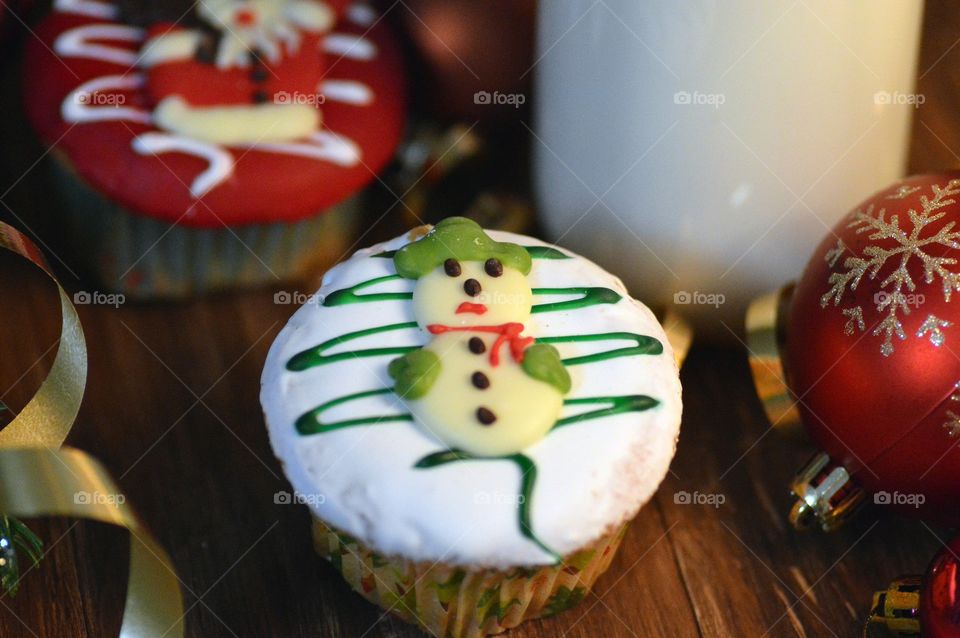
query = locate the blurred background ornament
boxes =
[390,123,535,234]
[866,535,960,637]
[397,0,536,122]
[748,173,960,531]
[0,0,32,37]
[535,0,924,336]
[381,0,538,237]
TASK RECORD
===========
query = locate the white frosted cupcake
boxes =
[261,218,682,637]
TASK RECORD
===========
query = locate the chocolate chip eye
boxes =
[443,259,461,277]
[464,278,482,296]
[484,258,503,277]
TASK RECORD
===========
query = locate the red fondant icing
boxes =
[23,4,406,228]
[141,24,328,109]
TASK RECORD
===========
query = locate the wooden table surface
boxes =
[2,2,960,637]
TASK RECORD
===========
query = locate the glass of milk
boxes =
[534,0,924,336]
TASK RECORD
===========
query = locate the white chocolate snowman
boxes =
[388,218,571,457]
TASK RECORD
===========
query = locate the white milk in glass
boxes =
[534,0,924,335]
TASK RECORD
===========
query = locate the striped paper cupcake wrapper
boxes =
[313,518,628,638]
[51,152,361,299]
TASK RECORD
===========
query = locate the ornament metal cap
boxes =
[864,576,922,637]
[789,452,866,532]
[745,285,803,435]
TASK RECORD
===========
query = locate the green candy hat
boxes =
[394,217,532,279]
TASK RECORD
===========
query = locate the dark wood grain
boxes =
[2,1,960,637]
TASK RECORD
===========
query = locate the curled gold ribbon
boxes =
[0,225,85,448]
[745,285,803,434]
[0,221,184,637]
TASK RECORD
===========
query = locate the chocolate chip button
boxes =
[468,337,486,354]
[464,278,481,296]
[484,258,503,277]
[250,66,268,83]
[444,258,461,277]
[476,407,496,425]
[471,371,490,389]
[195,36,217,64]
[252,90,270,104]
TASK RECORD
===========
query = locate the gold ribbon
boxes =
[745,286,803,434]
[661,308,693,369]
[0,225,85,448]
[0,222,184,637]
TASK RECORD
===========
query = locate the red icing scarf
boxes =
[427,322,534,367]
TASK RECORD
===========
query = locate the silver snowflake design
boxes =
[821,179,960,356]
[886,184,921,200]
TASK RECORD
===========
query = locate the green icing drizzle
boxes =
[374,244,570,261]
[554,395,659,429]
[511,453,560,561]
[320,278,620,314]
[286,326,660,372]
[295,388,412,435]
[288,323,662,372]
[414,449,470,468]
[538,332,663,366]
[287,321,419,371]
[294,391,659,436]
[414,450,561,563]
[388,350,441,399]
[393,217,532,279]
[521,344,571,394]
[530,287,621,313]
[524,245,569,260]
[322,274,411,306]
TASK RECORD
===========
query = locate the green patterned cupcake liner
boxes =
[50,152,361,299]
[313,519,628,638]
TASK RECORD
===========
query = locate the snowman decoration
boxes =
[388,217,571,457]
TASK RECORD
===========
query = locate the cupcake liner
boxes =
[50,151,361,299]
[313,519,628,638]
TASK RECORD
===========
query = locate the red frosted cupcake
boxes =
[24,0,406,297]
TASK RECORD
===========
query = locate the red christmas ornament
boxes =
[748,172,960,530]
[867,535,960,637]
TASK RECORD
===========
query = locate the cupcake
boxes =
[261,218,682,637]
[23,0,406,297]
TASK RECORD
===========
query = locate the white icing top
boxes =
[261,229,683,568]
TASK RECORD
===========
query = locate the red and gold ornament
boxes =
[867,535,960,637]
[747,172,960,530]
